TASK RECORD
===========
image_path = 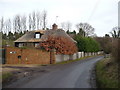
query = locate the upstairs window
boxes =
[35,33,41,39]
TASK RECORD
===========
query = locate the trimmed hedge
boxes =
[74,35,100,52]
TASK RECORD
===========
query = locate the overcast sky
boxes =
[0,0,119,36]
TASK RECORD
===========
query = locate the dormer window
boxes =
[35,32,41,39]
[35,33,40,38]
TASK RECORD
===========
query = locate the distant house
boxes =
[14,24,76,48]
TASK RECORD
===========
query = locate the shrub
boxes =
[111,38,119,62]
[74,35,100,52]
[40,36,77,55]
[94,37,112,54]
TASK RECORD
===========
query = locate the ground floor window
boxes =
[34,43,39,47]
[19,43,24,47]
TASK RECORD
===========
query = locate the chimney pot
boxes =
[52,23,58,30]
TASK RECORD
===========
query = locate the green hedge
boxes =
[74,35,100,52]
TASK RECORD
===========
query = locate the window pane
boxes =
[35,34,40,38]
[19,43,23,47]
[35,43,39,47]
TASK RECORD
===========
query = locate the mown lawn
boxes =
[96,58,119,88]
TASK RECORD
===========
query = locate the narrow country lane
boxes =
[5,56,104,88]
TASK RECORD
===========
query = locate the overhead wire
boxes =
[87,0,101,23]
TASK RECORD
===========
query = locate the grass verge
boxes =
[95,58,119,88]
[2,72,13,83]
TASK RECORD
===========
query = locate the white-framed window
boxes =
[35,43,39,47]
[19,43,23,47]
[35,33,40,39]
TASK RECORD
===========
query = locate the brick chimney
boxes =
[52,23,58,30]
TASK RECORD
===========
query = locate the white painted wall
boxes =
[55,51,103,63]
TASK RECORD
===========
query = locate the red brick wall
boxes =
[5,47,50,64]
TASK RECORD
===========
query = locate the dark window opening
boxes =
[35,32,40,38]
[18,55,21,59]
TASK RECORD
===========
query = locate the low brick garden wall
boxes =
[5,47,50,64]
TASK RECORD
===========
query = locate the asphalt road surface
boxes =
[6,56,104,88]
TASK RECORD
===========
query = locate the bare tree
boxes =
[110,26,120,38]
[61,21,72,31]
[21,15,27,32]
[37,11,45,30]
[4,22,7,34]
[39,15,43,29]
[13,17,17,33]
[32,11,36,30]
[36,11,40,30]
[4,19,11,34]
[0,17,4,33]
[29,14,32,30]
[66,21,72,31]
[29,11,44,30]
[16,15,21,32]
[76,23,95,37]
[13,15,21,33]
[8,19,11,32]
[36,11,43,30]
[2,10,48,33]
[61,22,66,30]
[42,10,47,30]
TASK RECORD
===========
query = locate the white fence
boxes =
[55,51,103,63]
